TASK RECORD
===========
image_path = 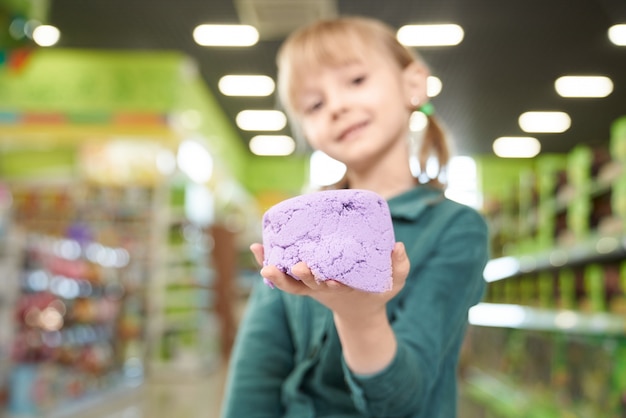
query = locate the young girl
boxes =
[221,16,489,418]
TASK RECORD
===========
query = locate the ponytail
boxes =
[412,113,451,188]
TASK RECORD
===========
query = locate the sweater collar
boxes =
[387,185,445,221]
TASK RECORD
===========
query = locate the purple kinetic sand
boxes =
[262,189,395,293]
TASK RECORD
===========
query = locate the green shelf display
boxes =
[463,370,569,418]
[470,127,626,418]
[484,233,626,282]
[462,326,626,417]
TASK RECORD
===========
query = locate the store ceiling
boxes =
[47,0,626,157]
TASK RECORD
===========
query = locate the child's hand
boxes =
[249,242,410,317]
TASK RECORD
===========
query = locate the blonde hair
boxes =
[276,16,450,188]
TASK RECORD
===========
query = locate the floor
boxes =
[63,369,484,418]
[55,294,250,418]
[52,364,229,418]
[2,351,488,418]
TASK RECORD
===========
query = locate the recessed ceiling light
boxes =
[554,75,613,98]
[492,136,541,158]
[236,110,287,131]
[397,24,464,47]
[193,24,259,47]
[249,135,295,156]
[518,111,571,133]
[218,75,275,96]
[427,76,442,97]
[32,24,60,47]
[608,24,626,46]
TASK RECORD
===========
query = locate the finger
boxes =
[291,266,350,293]
[324,279,349,291]
[290,262,319,289]
[261,265,310,296]
[249,243,265,267]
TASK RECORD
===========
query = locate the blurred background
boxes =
[1,0,626,417]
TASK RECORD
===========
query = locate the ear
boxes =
[402,61,430,110]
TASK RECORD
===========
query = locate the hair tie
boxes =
[419,102,435,116]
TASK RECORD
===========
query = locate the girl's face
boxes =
[293,52,426,169]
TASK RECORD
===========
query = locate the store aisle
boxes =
[66,366,228,418]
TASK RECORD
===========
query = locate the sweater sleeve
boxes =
[342,208,489,417]
[220,279,295,418]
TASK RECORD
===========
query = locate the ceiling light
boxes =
[554,75,613,98]
[397,24,464,47]
[608,24,626,46]
[518,111,571,133]
[492,136,541,158]
[32,25,60,47]
[249,135,295,156]
[427,76,442,97]
[193,24,259,47]
[236,110,287,131]
[218,75,275,96]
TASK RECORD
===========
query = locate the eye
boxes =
[305,101,323,114]
[351,75,367,85]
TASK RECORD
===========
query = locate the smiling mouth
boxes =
[338,121,369,141]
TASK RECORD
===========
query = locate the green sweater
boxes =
[222,186,489,418]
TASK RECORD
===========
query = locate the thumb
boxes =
[391,242,410,281]
[250,243,265,267]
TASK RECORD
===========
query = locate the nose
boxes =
[326,90,349,119]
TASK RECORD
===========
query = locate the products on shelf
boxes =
[9,231,133,415]
[0,183,20,411]
[485,261,626,317]
[464,326,626,417]
[472,121,626,417]
[484,142,626,258]
[4,182,160,416]
[151,187,221,376]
